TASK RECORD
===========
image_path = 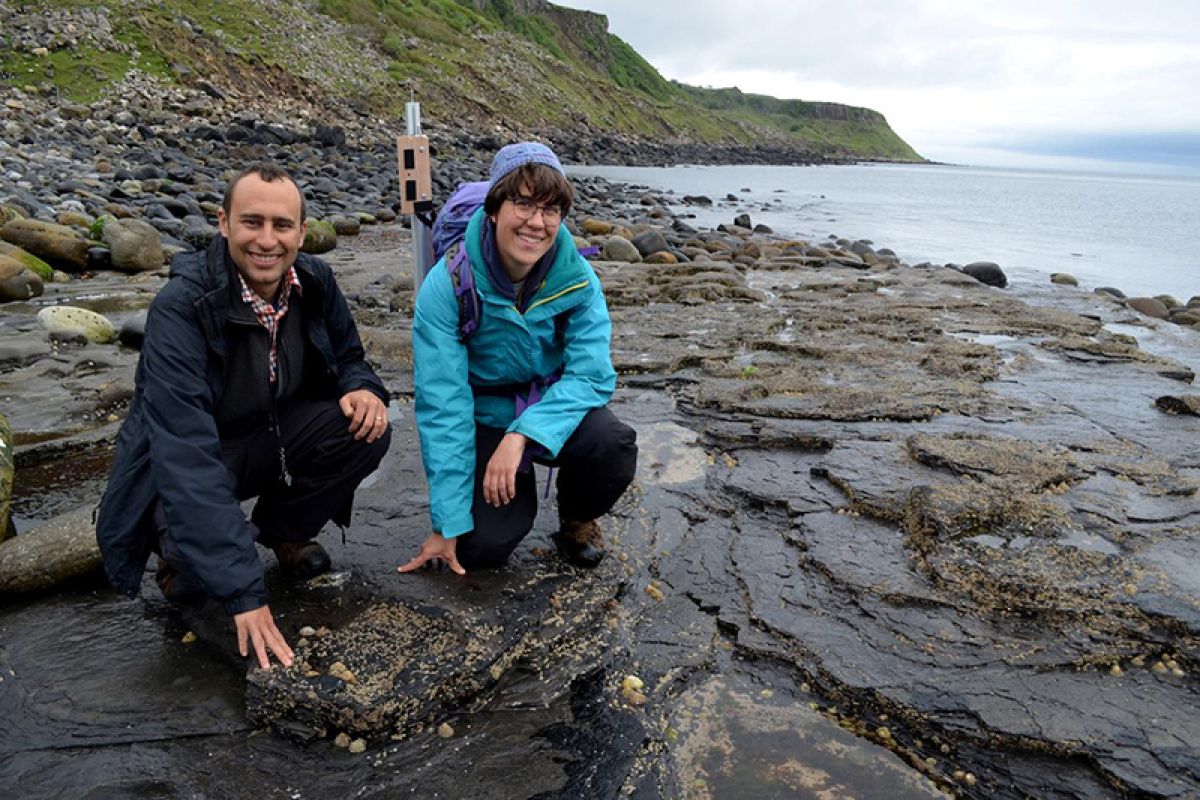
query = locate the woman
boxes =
[400,142,638,575]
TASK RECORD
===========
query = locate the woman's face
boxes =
[490,184,562,281]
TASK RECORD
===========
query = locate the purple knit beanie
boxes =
[489,142,564,187]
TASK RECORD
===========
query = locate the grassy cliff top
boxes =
[0,0,923,163]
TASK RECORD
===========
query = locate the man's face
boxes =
[217,173,306,299]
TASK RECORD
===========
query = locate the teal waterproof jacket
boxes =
[412,208,616,537]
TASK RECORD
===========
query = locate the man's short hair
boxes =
[484,163,574,217]
[222,162,307,222]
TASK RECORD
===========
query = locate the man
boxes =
[400,142,637,576]
[97,163,390,669]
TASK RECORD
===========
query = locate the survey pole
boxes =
[398,101,435,291]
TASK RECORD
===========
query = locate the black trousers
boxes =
[156,399,391,560]
[456,406,638,568]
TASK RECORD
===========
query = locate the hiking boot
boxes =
[265,539,331,580]
[154,556,205,605]
[553,519,606,568]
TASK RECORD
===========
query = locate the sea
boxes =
[567,162,1199,301]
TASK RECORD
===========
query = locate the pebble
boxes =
[349,738,366,754]
[437,722,454,738]
[181,631,197,644]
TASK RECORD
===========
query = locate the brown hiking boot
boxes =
[265,539,332,580]
[154,556,204,605]
[553,518,606,568]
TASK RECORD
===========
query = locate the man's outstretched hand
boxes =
[234,605,294,669]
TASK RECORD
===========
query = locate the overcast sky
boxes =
[554,0,1199,171]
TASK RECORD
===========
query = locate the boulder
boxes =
[303,219,337,254]
[1168,309,1200,326]
[118,309,149,349]
[1126,297,1170,320]
[87,247,113,271]
[0,218,89,271]
[329,215,361,236]
[601,236,641,263]
[0,505,101,593]
[36,306,115,343]
[581,218,614,236]
[57,211,92,229]
[103,218,165,272]
[962,261,1008,288]
[1155,395,1200,416]
[1153,294,1182,310]
[631,229,670,258]
[0,256,44,302]
[0,204,24,225]
[89,214,116,240]
[734,213,752,228]
[0,241,53,280]
[1050,273,1078,286]
[1095,286,1126,300]
[181,216,218,248]
[644,251,678,265]
[312,124,346,147]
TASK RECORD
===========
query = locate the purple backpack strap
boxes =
[446,243,481,343]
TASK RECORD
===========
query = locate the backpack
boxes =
[431,181,489,264]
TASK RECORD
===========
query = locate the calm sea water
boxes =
[568,162,1200,300]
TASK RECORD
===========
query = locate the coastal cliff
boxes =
[0,0,922,164]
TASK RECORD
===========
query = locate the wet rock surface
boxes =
[2,216,1199,799]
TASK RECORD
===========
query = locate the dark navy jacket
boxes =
[95,236,387,614]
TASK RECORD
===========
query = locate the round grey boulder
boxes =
[0,257,43,302]
[631,229,670,258]
[962,261,1008,288]
[601,236,642,263]
[103,218,165,272]
[1126,297,1170,320]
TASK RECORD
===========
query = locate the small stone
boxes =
[1123,583,1137,596]
[299,626,317,637]
[334,733,351,748]
[644,583,665,602]
[349,738,366,753]
[1110,664,1123,677]
[621,675,644,692]
[876,726,891,739]
[1153,661,1168,674]
[181,631,197,644]
[964,773,977,786]
[437,722,454,738]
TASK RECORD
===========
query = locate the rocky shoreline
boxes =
[3,88,1200,798]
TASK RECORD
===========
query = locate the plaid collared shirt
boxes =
[236,266,302,384]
